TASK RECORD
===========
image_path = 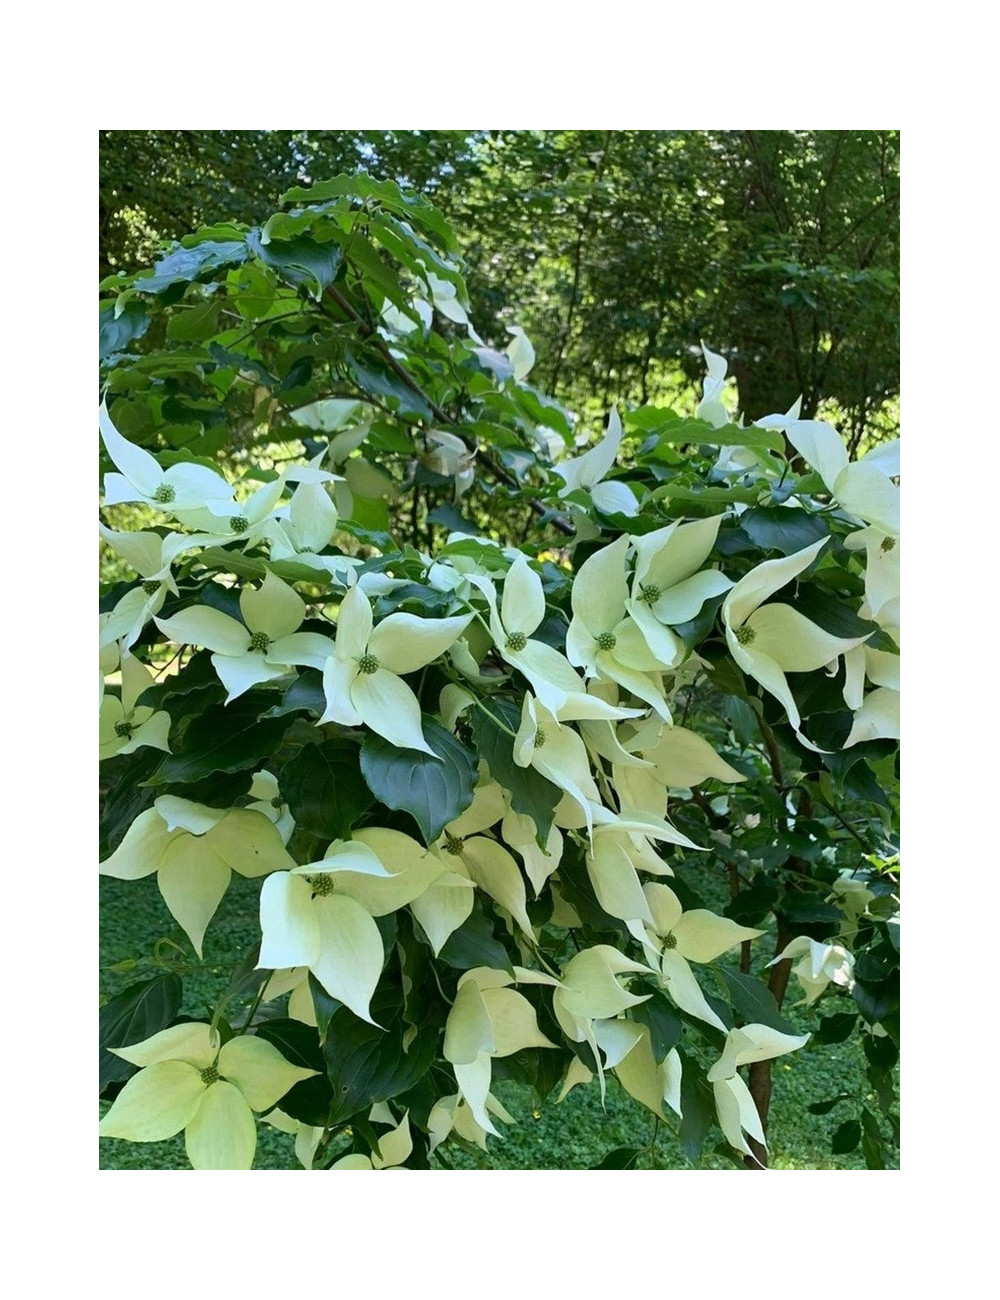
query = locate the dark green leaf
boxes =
[630,987,683,1062]
[343,350,434,421]
[247,229,342,297]
[436,898,514,976]
[99,975,183,1093]
[470,698,561,845]
[360,719,477,844]
[853,971,899,1024]
[99,746,162,858]
[814,1012,859,1045]
[254,1019,333,1128]
[678,1061,715,1163]
[831,1119,862,1154]
[260,669,327,719]
[860,1108,886,1168]
[323,1004,438,1126]
[720,968,797,1034]
[722,695,759,748]
[281,739,373,841]
[590,1146,641,1170]
[148,693,289,785]
[427,503,483,536]
[793,587,881,640]
[808,1093,852,1115]
[724,878,779,927]
[740,508,830,556]
[863,1033,899,1073]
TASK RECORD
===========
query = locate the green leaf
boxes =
[134,240,248,295]
[831,1118,862,1154]
[435,898,514,976]
[590,1146,641,1169]
[100,303,150,360]
[860,1108,886,1168]
[260,669,327,719]
[166,298,222,343]
[793,587,881,640]
[99,975,183,1093]
[813,1012,859,1045]
[862,1033,899,1073]
[852,972,899,1025]
[630,985,683,1062]
[360,719,477,845]
[720,968,797,1034]
[323,1002,438,1126]
[678,1061,715,1163]
[99,746,162,858]
[254,1019,333,1128]
[280,739,373,841]
[739,508,831,556]
[470,698,561,845]
[343,349,434,421]
[247,229,342,297]
[722,695,759,748]
[148,692,290,785]
[723,879,779,927]
[281,174,459,255]
[808,1093,852,1115]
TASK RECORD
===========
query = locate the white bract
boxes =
[554,409,638,516]
[768,935,856,1005]
[156,571,333,702]
[99,400,234,516]
[320,584,471,754]
[627,516,732,667]
[757,411,900,535]
[101,796,294,956]
[723,539,869,735]
[567,535,672,719]
[99,655,172,760]
[99,1023,316,1170]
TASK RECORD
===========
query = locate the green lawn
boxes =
[99,874,890,1171]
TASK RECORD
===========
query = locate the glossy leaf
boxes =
[360,719,477,845]
[99,975,183,1093]
[281,739,373,841]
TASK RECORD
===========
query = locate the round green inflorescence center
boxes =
[357,653,380,675]
[249,631,271,653]
[639,583,661,605]
[141,580,161,596]
[596,631,617,652]
[271,795,284,809]
[114,720,134,739]
[506,631,527,653]
[229,516,250,534]
[308,874,335,897]
[662,932,678,950]
[735,625,756,646]
[153,483,176,505]
[533,726,547,749]
[880,535,897,553]
[444,833,465,856]
[200,1066,220,1086]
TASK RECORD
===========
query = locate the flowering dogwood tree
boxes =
[99,175,899,1170]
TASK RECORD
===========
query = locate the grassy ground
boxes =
[99,874,889,1171]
